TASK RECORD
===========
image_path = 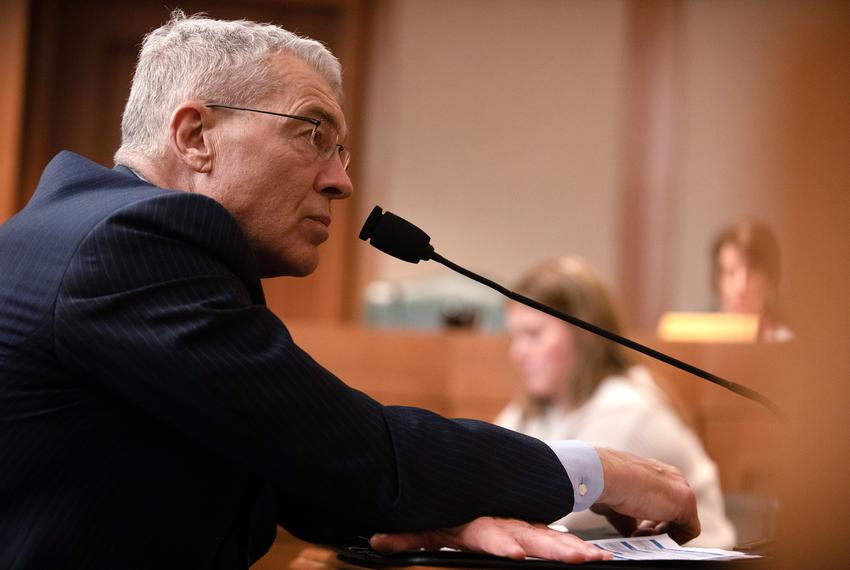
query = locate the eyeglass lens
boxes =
[311,122,351,170]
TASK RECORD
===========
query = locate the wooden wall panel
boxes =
[643,342,784,495]
[618,0,686,330]
[0,0,29,223]
[770,2,850,565]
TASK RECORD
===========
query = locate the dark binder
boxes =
[331,545,768,569]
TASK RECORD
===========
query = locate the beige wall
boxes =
[359,0,627,288]
[674,0,820,312]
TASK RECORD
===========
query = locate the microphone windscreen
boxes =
[359,206,433,263]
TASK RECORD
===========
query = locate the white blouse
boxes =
[495,366,737,548]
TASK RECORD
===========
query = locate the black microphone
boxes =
[359,205,781,416]
[359,206,434,263]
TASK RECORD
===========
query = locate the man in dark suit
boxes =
[0,11,698,569]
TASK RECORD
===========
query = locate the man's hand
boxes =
[370,517,612,563]
[592,447,700,544]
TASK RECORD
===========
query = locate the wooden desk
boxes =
[290,546,375,570]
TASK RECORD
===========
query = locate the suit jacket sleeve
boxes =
[54,191,574,542]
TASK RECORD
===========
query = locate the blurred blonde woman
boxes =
[495,257,736,548]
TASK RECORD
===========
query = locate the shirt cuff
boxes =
[544,440,604,512]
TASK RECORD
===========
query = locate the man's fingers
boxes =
[594,447,701,544]
[472,520,611,563]
[470,524,526,559]
[370,517,613,563]
[512,525,611,563]
[592,505,638,538]
[667,522,701,546]
[631,520,661,537]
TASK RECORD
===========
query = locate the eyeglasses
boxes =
[206,103,351,170]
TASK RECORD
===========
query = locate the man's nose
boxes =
[319,155,353,199]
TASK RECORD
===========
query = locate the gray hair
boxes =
[114,10,342,163]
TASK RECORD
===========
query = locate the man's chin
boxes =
[258,250,319,278]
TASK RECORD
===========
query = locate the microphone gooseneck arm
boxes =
[360,205,781,417]
[430,251,780,416]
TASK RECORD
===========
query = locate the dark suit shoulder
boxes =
[0,152,265,356]
[90,184,259,286]
[9,152,261,299]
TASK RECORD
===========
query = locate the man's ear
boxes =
[170,102,214,173]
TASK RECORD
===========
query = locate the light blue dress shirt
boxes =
[544,440,604,512]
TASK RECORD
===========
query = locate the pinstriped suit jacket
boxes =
[0,152,574,569]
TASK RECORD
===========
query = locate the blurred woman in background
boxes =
[711,220,793,342]
[495,257,736,548]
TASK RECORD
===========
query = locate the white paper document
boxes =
[587,534,760,561]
